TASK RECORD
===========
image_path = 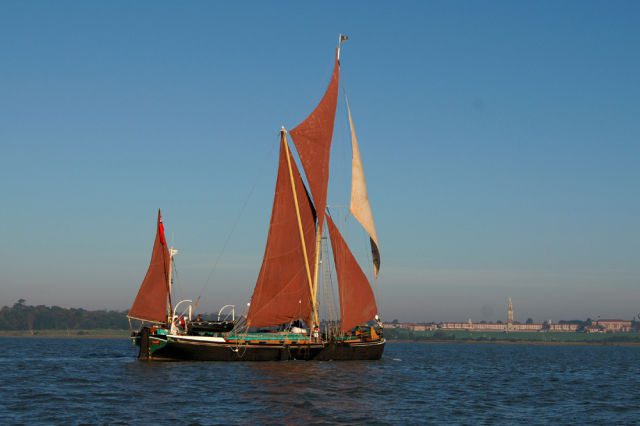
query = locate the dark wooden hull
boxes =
[136,328,385,361]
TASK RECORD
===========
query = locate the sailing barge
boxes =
[130,36,385,361]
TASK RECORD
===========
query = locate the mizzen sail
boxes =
[246,136,317,328]
[347,99,381,278]
[326,215,378,333]
[289,55,340,229]
[129,209,171,323]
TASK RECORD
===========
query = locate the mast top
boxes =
[337,34,348,62]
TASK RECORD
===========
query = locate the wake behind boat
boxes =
[130,36,385,361]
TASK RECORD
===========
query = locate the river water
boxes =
[0,338,638,424]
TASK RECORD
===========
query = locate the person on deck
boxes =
[375,314,383,329]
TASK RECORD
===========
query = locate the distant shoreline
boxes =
[386,339,640,346]
[0,330,130,339]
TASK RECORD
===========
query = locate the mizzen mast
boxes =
[128,209,173,324]
[167,246,178,324]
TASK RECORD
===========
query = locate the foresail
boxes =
[326,215,378,334]
[246,137,317,328]
[289,54,340,229]
[347,99,381,278]
[129,209,171,323]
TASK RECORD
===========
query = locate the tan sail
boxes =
[326,215,378,333]
[347,99,381,278]
[246,135,317,328]
[129,209,171,323]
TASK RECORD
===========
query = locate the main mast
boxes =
[281,128,319,328]
[310,211,322,329]
[309,34,348,328]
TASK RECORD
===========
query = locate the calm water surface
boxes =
[0,338,638,425]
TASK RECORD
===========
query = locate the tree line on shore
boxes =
[0,300,129,331]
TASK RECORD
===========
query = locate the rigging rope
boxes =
[194,139,278,312]
[171,257,180,301]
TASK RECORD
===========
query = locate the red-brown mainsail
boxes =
[129,209,171,323]
[326,215,378,333]
[289,55,340,230]
[246,136,317,328]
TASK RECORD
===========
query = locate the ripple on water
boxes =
[0,340,639,424]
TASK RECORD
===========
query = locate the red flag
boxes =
[158,211,166,246]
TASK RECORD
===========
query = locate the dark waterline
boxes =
[1,339,638,424]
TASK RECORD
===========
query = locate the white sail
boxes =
[347,98,381,278]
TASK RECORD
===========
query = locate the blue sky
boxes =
[1,1,639,322]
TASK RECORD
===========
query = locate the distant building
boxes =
[511,323,544,331]
[385,304,636,334]
[547,323,579,332]
[383,323,437,331]
[410,324,431,332]
[593,319,632,333]
[439,322,545,332]
[438,298,584,332]
[440,322,505,331]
